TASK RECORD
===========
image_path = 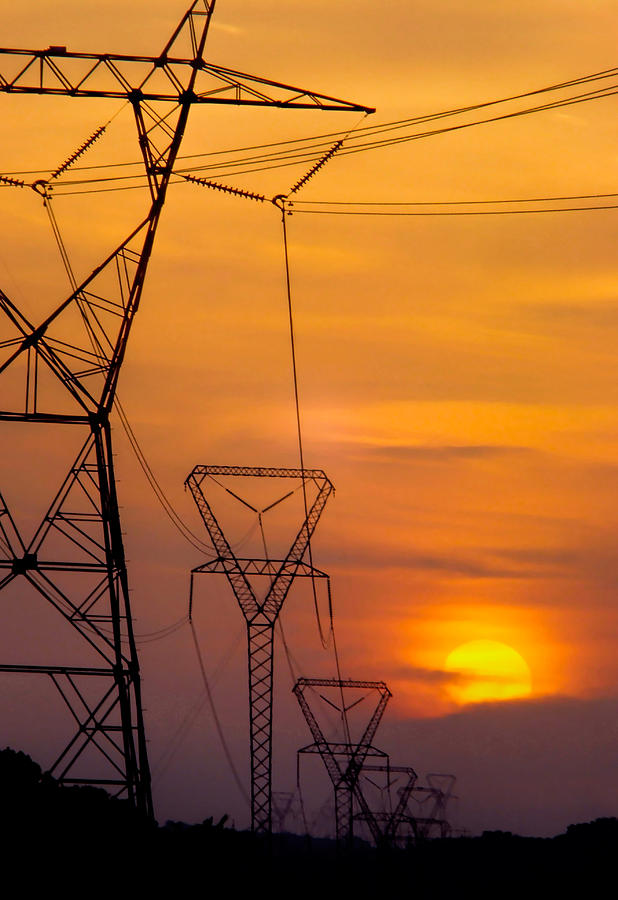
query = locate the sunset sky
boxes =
[2,0,618,837]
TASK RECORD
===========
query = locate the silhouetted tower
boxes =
[187,465,334,834]
[410,773,456,841]
[293,678,391,845]
[355,763,417,847]
[0,2,371,813]
[272,790,298,833]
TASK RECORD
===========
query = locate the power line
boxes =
[114,399,215,556]
[289,203,618,217]
[189,618,250,806]
[291,191,618,206]
[7,64,618,202]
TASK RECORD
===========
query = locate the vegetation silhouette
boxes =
[1,746,613,896]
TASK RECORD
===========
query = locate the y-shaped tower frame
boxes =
[0,2,371,816]
[354,763,418,847]
[409,773,457,841]
[293,677,392,846]
[187,465,334,834]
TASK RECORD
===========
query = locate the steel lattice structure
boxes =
[187,465,334,834]
[354,763,418,847]
[293,677,392,845]
[408,773,456,841]
[0,2,370,815]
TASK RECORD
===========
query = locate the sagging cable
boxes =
[181,173,266,203]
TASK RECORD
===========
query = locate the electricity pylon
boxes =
[408,773,456,841]
[354,763,418,847]
[0,2,371,815]
[293,677,392,845]
[186,465,334,834]
[272,790,298,833]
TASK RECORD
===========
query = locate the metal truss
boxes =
[293,677,392,845]
[407,773,456,841]
[272,790,297,834]
[0,1,368,817]
[186,465,334,835]
[354,763,418,847]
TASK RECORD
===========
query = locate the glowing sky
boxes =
[2,0,618,836]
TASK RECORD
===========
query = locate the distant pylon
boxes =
[187,465,333,834]
[408,773,456,841]
[0,0,371,814]
[272,790,298,833]
[293,677,392,845]
[354,763,418,847]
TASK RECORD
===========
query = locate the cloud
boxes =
[380,694,618,837]
[352,443,535,462]
[321,544,527,579]
[392,663,531,688]
[390,664,459,685]
[212,22,244,36]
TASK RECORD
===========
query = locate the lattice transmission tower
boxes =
[408,773,457,841]
[187,465,334,834]
[294,677,392,845]
[0,1,371,814]
[354,763,418,847]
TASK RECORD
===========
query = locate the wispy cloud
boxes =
[354,443,535,462]
[322,545,530,579]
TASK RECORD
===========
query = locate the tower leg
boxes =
[96,417,153,817]
[248,619,274,834]
[335,782,354,847]
[0,416,153,816]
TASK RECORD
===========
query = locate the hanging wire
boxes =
[153,623,246,782]
[114,399,215,556]
[189,618,250,806]
[10,64,618,200]
[32,155,217,560]
[290,203,618,217]
[278,203,331,650]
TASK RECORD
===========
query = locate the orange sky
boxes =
[2,0,618,835]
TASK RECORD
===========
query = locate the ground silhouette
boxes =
[1,747,613,897]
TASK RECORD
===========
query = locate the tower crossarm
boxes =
[192,557,329,579]
[0,52,374,112]
[187,465,329,479]
[298,742,388,759]
[0,0,373,117]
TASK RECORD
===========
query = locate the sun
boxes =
[444,639,532,705]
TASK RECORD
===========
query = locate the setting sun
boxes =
[445,640,532,706]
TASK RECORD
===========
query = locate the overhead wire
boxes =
[189,617,250,805]
[34,131,217,559]
[278,204,331,651]
[114,399,215,556]
[275,126,372,745]
[32,126,217,565]
[8,63,618,201]
[290,203,618,217]
[292,190,618,206]
[154,624,246,783]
